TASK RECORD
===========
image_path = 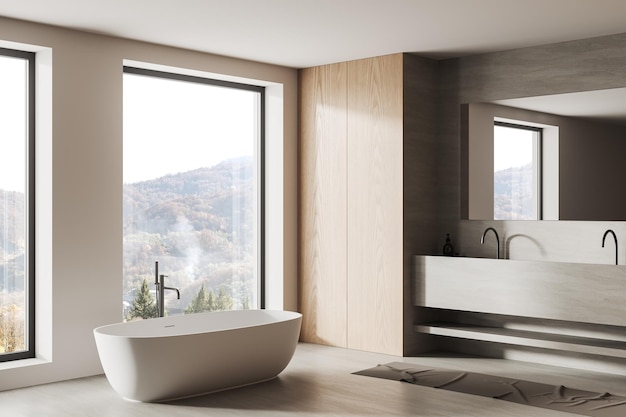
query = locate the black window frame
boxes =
[0,46,36,362]
[122,66,266,309]
[494,120,543,220]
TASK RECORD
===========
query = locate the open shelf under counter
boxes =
[416,322,626,359]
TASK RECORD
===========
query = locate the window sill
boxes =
[0,357,51,371]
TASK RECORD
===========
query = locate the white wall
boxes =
[0,17,297,390]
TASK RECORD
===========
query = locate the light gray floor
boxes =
[2,343,626,417]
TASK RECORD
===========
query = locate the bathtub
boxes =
[93,309,302,402]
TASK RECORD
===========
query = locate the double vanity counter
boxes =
[413,255,626,360]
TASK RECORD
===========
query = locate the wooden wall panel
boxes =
[346,54,404,355]
[298,63,348,347]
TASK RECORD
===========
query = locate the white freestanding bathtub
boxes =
[93,309,302,402]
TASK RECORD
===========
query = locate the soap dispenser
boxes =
[443,233,454,256]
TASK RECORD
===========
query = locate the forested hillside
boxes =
[123,156,256,315]
[494,162,534,220]
[0,191,25,293]
[0,191,26,352]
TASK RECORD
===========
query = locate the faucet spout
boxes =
[481,227,500,259]
[164,286,180,300]
[602,229,618,265]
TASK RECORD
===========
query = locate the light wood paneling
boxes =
[298,63,348,346]
[346,54,404,355]
[299,54,438,356]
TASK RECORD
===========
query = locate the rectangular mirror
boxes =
[462,87,626,221]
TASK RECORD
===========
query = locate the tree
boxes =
[0,304,23,353]
[241,294,251,310]
[127,279,157,320]
[215,286,233,311]
[207,289,216,311]
[184,284,215,314]
[184,285,234,314]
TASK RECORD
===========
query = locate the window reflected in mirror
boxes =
[493,122,541,220]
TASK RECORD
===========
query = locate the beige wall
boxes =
[431,32,626,372]
[0,17,297,390]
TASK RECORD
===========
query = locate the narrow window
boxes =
[494,121,542,220]
[123,67,264,319]
[0,47,35,362]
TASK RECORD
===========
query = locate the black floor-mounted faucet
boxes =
[154,261,180,318]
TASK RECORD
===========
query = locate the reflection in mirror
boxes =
[462,87,626,221]
[493,122,540,220]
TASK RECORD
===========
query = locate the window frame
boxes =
[0,46,36,362]
[493,120,543,220]
[122,66,266,309]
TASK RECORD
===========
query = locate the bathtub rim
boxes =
[93,309,302,339]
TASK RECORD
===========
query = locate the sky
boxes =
[494,124,535,172]
[0,64,260,192]
[0,55,28,193]
[3,60,534,190]
[123,72,259,184]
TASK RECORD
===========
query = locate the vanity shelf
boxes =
[414,255,626,361]
[416,322,626,359]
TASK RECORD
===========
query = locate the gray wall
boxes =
[403,54,439,355]
[437,32,626,263]
[559,117,626,220]
[424,32,626,372]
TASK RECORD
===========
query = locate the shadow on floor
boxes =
[165,372,328,413]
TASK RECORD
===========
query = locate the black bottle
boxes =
[443,233,454,256]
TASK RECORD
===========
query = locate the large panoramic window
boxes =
[0,47,35,362]
[122,67,264,320]
[494,121,542,220]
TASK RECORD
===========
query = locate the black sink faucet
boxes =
[481,227,500,259]
[602,229,618,265]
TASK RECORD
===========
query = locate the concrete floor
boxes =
[2,343,626,416]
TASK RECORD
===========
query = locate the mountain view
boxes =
[494,162,534,220]
[1,155,258,353]
[123,155,258,317]
[0,191,25,292]
[0,190,26,353]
